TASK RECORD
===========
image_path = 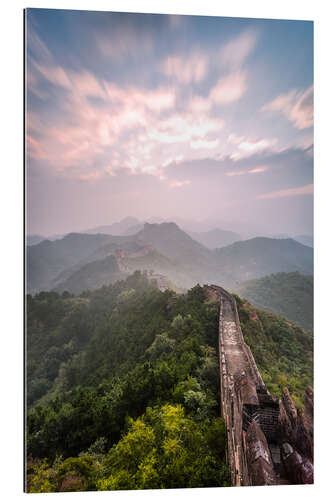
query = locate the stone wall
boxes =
[204,284,314,487]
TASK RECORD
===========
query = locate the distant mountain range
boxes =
[27,233,126,292]
[82,216,141,236]
[233,272,313,330]
[27,221,314,295]
[54,254,124,294]
[214,237,313,287]
[27,234,45,246]
[292,235,314,248]
[28,216,313,249]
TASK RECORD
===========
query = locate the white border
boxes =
[1,1,332,499]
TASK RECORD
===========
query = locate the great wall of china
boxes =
[204,285,314,486]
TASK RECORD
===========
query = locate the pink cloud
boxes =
[227,133,244,145]
[26,134,46,159]
[190,138,219,150]
[148,114,224,145]
[249,166,268,174]
[261,86,313,129]
[225,169,248,177]
[210,71,247,104]
[221,30,258,68]
[228,136,278,159]
[226,166,267,177]
[162,54,207,84]
[134,88,175,112]
[188,96,211,113]
[27,61,180,176]
[257,184,314,199]
[238,138,277,153]
[79,171,102,181]
[33,61,72,89]
[169,180,191,188]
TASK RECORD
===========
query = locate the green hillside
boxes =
[26,274,229,492]
[233,272,313,330]
[215,237,313,287]
[27,233,115,293]
[54,255,125,294]
[234,294,313,406]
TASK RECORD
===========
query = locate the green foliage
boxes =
[146,333,176,360]
[233,272,313,330]
[99,405,229,490]
[27,455,97,493]
[235,294,313,402]
[26,274,229,491]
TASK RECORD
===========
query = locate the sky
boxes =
[25,9,313,236]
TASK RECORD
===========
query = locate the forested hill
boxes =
[214,237,313,285]
[26,272,313,492]
[233,272,313,330]
[234,294,313,407]
[26,272,229,492]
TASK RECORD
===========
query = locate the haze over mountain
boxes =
[54,254,124,294]
[27,215,313,255]
[82,216,141,236]
[292,235,314,248]
[214,237,313,286]
[27,233,124,293]
[233,272,313,330]
[27,234,45,246]
[188,229,242,249]
[27,221,313,295]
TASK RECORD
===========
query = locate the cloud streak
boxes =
[262,86,313,130]
[220,30,258,68]
[162,54,207,84]
[257,183,313,199]
[210,71,247,104]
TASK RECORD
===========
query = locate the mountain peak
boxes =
[143,221,180,232]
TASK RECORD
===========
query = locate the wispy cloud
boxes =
[206,30,258,106]
[162,54,207,84]
[226,165,268,176]
[187,95,211,113]
[249,166,268,174]
[228,135,278,159]
[210,71,247,104]
[225,169,248,176]
[96,26,153,60]
[220,30,258,68]
[169,179,191,188]
[147,114,224,145]
[190,138,219,150]
[257,183,313,199]
[261,85,313,130]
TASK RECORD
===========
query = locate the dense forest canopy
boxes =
[26,273,228,491]
[26,272,313,492]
